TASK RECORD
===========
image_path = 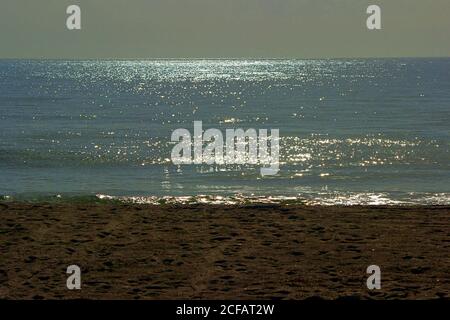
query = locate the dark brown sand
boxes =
[0,203,448,300]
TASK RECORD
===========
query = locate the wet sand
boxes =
[0,203,448,300]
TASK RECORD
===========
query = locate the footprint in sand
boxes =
[0,270,8,284]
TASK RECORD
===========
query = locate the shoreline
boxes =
[0,203,449,299]
[2,192,450,207]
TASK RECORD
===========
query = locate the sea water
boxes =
[0,59,449,205]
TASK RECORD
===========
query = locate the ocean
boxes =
[0,59,449,205]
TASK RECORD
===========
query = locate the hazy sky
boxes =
[1,0,449,59]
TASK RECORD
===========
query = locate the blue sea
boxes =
[0,59,449,205]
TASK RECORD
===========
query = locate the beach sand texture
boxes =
[0,203,448,299]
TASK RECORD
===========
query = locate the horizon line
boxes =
[1,56,450,61]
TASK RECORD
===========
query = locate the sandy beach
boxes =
[0,202,448,300]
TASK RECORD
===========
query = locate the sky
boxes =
[0,0,449,59]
